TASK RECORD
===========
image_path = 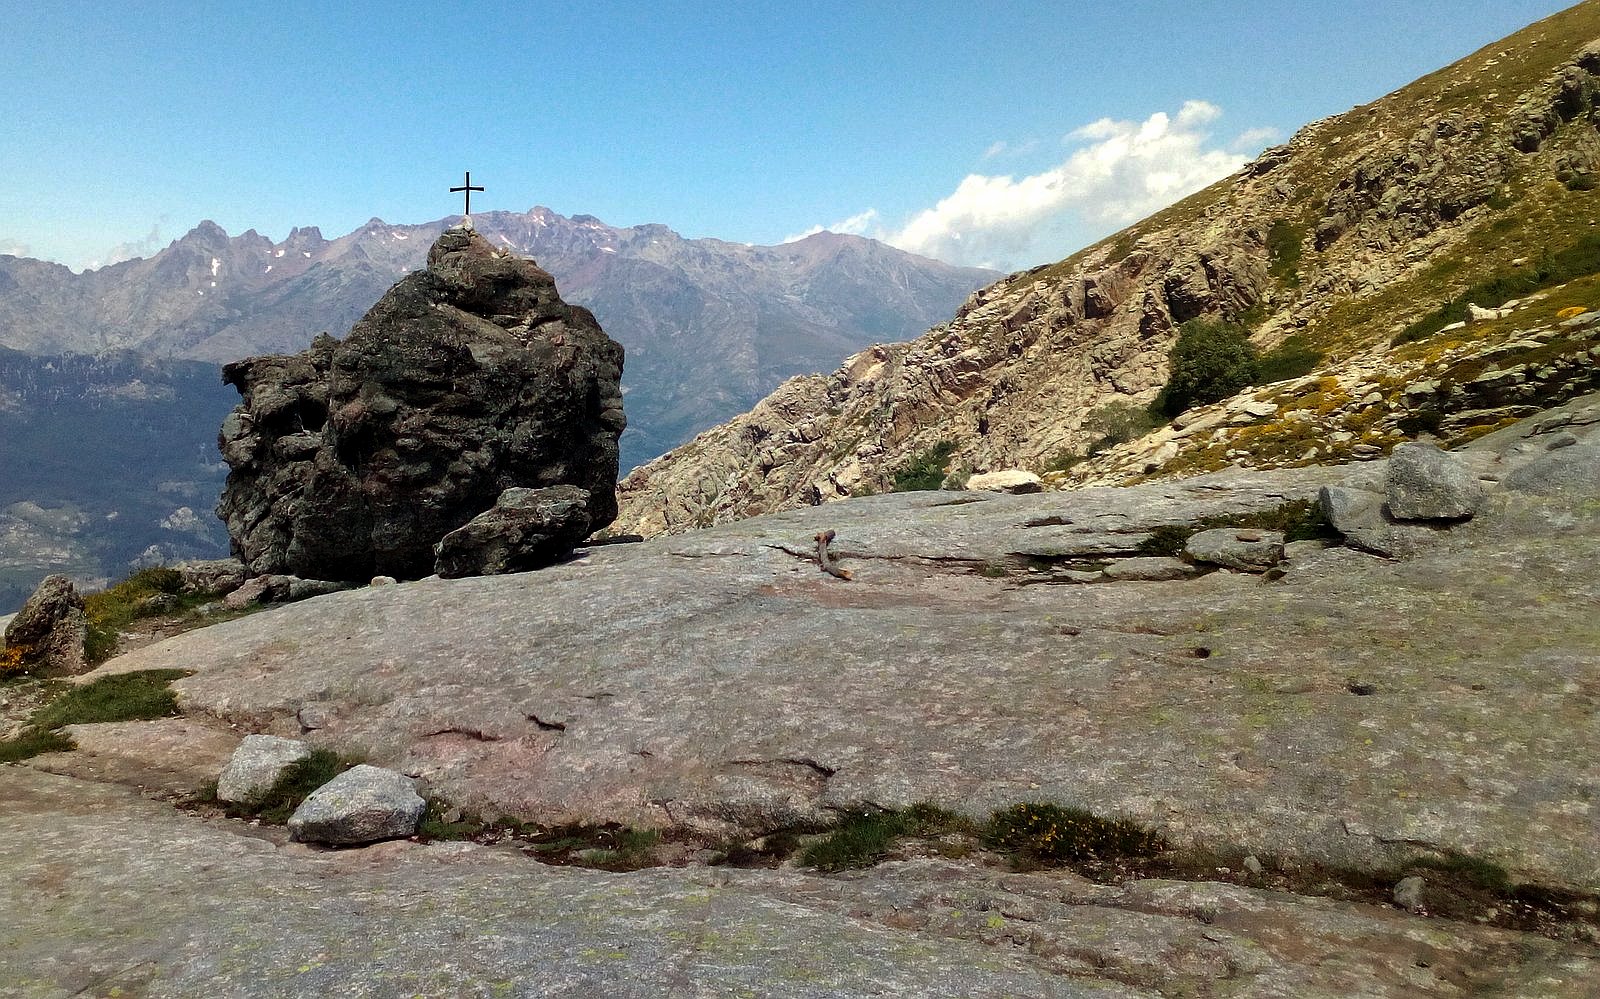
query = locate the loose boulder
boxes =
[1184,528,1286,572]
[3,575,88,674]
[216,735,311,804]
[287,764,425,845]
[964,470,1045,494]
[217,225,626,582]
[433,485,593,579]
[1319,486,1438,559]
[1385,442,1485,520]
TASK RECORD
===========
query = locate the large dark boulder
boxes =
[217,226,625,581]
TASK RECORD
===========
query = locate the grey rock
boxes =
[433,485,593,579]
[369,575,398,586]
[216,735,311,804]
[222,575,274,610]
[1393,875,1426,913]
[286,577,347,602]
[1318,486,1437,559]
[965,470,1045,494]
[3,574,87,674]
[297,703,332,731]
[1243,855,1265,876]
[288,764,425,845]
[174,558,248,596]
[1545,431,1580,450]
[1385,442,1485,520]
[1100,557,1199,582]
[217,225,626,583]
[1501,441,1600,497]
[1183,528,1285,572]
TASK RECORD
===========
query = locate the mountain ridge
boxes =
[0,207,996,470]
[613,1,1600,536]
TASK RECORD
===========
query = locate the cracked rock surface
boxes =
[82,394,1600,892]
[4,768,1596,998]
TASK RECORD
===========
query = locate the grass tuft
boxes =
[799,803,975,871]
[984,802,1166,865]
[0,668,190,762]
[227,748,350,824]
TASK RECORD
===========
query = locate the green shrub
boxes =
[30,668,188,730]
[983,802,1165,865]
[891,440,958,492]
[1267,221,1305,285]
[1150,320,1260,418]
[1255,335,1324,383]
[0,727,74,763]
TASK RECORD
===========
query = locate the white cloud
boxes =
[882,101,1268,270]
[783,208,880,244]
[0,239,30,258]
[86,224,166,270]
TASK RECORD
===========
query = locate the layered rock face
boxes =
[217,226,624,581]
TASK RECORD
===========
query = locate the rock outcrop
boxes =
[217,225,625,581]
[3,574,87,674]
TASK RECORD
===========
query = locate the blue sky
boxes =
[0,1,1576,272]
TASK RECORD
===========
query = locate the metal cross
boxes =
[450,171,485,217]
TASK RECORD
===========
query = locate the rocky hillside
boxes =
[0,209,994,469]
[614,2,1600,536]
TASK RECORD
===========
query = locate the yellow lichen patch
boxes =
[1,644,32,677]
[1557,306,1588,319]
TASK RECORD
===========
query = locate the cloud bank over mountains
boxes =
[791,102,1275,272]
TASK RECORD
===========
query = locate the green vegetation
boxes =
[0,727,74,764]
[983,802,1165,866]
[1150,320,1261,418]
[1394,232,1600,345]
[1148,320,1327,420]
[1266,220,1305,286]
[82,567,201,663]
[224,749,352,824]
[800,804,975,871]
[891,440,958,492]
[0,668,190,762]
[1255,335,1324,384]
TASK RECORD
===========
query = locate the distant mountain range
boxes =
[0,209,997,468]
[0,208,995,611]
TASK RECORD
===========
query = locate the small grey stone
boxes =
[1385,442,1485,521]
[1243,855,1264,876]
[369,576,398,587]
[1100,557,1199,582]
[298,703,332,731]
[1184,528,1285,572]
[1394,875,1426,913]
[217,735,311,804]
[1544,432,1579,451]
[288,765,425,845]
